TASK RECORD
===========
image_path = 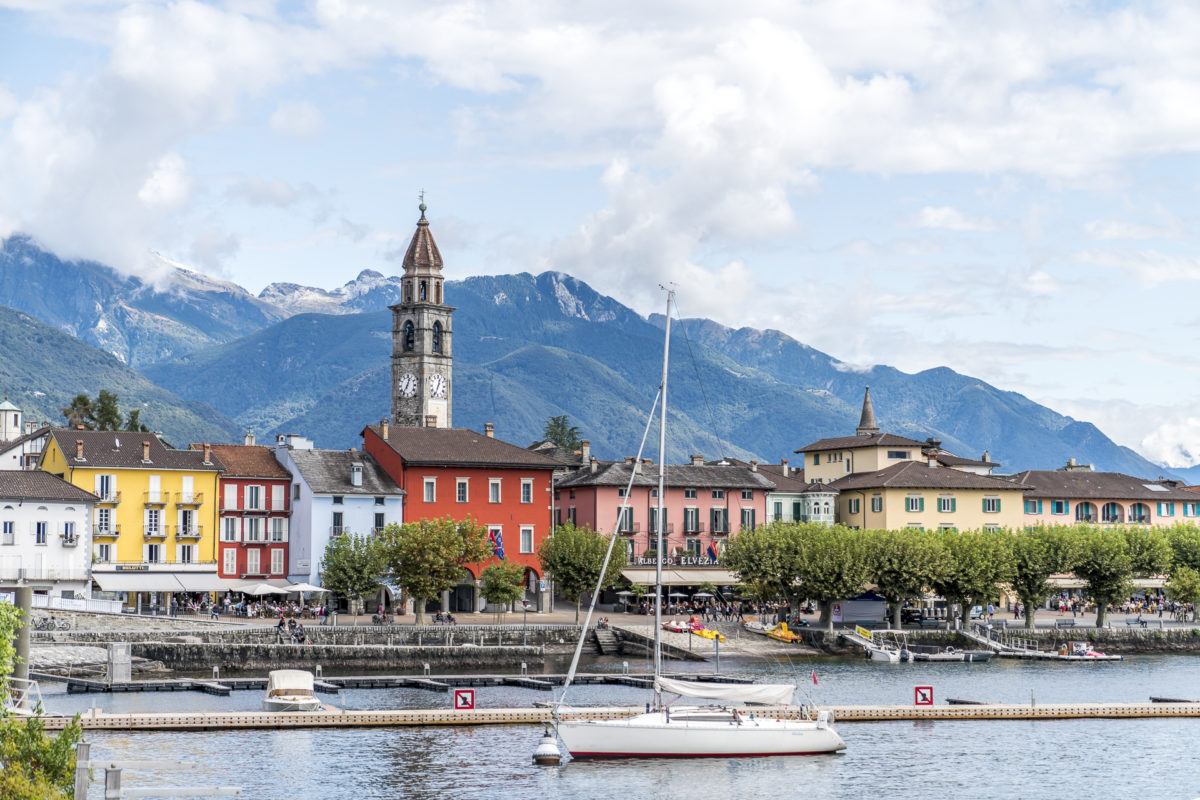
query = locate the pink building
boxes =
[554,458,773,573]
[1009,464,1200,527]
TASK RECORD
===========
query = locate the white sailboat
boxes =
[554,290,845,759]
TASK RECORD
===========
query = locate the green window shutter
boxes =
[996,498,1001,512]
[950,498,956,512]
[1064,501,1070,514]
[983,498,988,512]
[1037,500,1043,514]
[813,454,820,465]
[918,497,925,512]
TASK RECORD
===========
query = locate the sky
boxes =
[2,1,1200,467]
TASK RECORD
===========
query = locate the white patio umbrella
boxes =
[241,583,290,596]
[288,582,328,593]
[615,590,636,597]
[692,592,714,598]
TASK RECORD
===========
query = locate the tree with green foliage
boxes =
[59,394,94,429]
[1166,566,1200,622]
[480,561,527,622]
[380,517,493,624]
[537,521,628,623]
[319,532,384,620]
[1073,526,1133,627]
[931,528,1015,629]
[723,521,804,609]
[1123,525,1172,576]
[1011,525,1077,630]
[1167,523,1200,571]
[124,409,149,432]
[540,415,582,451]
[869,528,947,629]
[1,603,84,799]
[795,524,873,631]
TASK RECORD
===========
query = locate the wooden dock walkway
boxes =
[33,701,1200,733]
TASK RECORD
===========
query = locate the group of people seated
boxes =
[433,610,458,625]
[276,616,310,644]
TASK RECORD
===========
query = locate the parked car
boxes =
[900,606,924,625]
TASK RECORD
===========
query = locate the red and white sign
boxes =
[914,686,933,706]
[454,689,475,710]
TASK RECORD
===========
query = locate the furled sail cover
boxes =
[654,677,795,706]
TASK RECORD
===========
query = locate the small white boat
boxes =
[866,645,901,663]
[262,669,322,712]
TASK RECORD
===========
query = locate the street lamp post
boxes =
[522,599,531,646]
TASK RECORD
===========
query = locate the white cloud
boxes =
[1073,248,1200,285]
[911,206,999,232]
[269,101,323,137]
[137,152,191,209]
[1084,215,1183,241]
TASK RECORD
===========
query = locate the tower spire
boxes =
[856,386,879,436]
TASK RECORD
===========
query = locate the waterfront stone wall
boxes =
[132,642,547,673]
[37,624,584,648]
[28,609,243,634]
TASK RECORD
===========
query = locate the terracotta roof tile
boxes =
[48,430,223,472]
[287,450,403,496]
[1,471,97,503]
[190,444,289,479]
[556,461,775,490]
[829,461,1028,492]
[1007,470,1198,501]
[368,425,565,469]
[795,433,929,453]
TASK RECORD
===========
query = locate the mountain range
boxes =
[0,235,1187,480]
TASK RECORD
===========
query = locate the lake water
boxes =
[43,653,1200,800]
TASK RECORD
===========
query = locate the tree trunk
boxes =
[892,602,902,630]
[1021,594,1036,630]
[1095,603,1107,628]
[414,596,426,625]
[959,602,971,631]
[818,599,834,632]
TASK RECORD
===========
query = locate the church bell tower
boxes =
[390,199,454,427]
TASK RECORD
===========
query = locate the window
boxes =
[887,450,910,459]
[179,544,194,564]
[650,489,658,498]
[521,479,533,504]
[222,517,239,542]
[1,520,13,545]
[245,517,262,543]
[332,496,344,505]
[984,524,1000,532]
[97,543,112,563]
[939,496,957,513]
[684,489,697,499]
[272,484,285,510]
[246,485,262,510]
[567,507,577,524]
[683,507,700,533]
[520,526,534,554]
[773,501,783,520]
[813,454,820,466]
[96,474,114,502]
[293,483,300,500]
[332,512,344,535]
[222,548,237,575]
[905,523,924,530]
[456,480,468,503]
[1076,502,1097,523]
[871,495,883,513]
[1156,502,1174,518]
[374,496,385,506]
[982,496,1001,513]
[271,548,284,575]
[617,507,633,533]
[178,509,195,536]
[404,320,415,350]
[686,539,701,557]
[420,280,427,301]
[905,495,924,513]
[793,501,803,520]
[1130,503,1150,523]
[146,543,161,563]
[374,513,385,532]
[146,508,160,533]
[1023,499,1042,514]
[62,521,75,542]
[1051,501,1069,515]
[246,549,260,574]
[847,498,861,515]
[617,488,628,498]
[740,507,756,531]
[424,478,436,503]
[710,508,728,534]
[1187,503,1200,518]
[939,524,957,532]
[432,321,442,353]
[845,458,852,473]
[96,507,111,534]
[270,517,286,542]
[741,490,753,500]
[569,490,575,499]
[712,490,725,500]
[489,479,501,503]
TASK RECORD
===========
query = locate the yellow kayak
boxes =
[766,622,802,643]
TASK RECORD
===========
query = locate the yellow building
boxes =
[796,388,1026,531]
[40,430,226,608]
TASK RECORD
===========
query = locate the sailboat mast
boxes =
[653,289,673,696]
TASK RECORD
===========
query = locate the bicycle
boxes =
[33,616,71,631]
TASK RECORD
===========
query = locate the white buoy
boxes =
[532,727,561,766]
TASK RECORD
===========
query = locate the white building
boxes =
[0,470,97,599]
[0,397,50,471]
[273,435,405,589]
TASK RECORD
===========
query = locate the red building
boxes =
[200,442,292,586]
[363,420,563,613]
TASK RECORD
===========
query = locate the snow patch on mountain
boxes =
[259,269,404,315]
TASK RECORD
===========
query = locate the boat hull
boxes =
[557,711,845,759]
[263,696,322,712]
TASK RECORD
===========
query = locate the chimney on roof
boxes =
[141,441,151,463]
[690,454,704,466]
[982,450,990,463]
[75,439,83,460]
[1067,457,1076,467]
[425,415,437,428]
[750,459,758,472]
[351,463,363,487]
[781,458,789,478]
[590,457,598,474]
[626,456,636,465]
[856,386,880,436]
[244,427,255,446]
[925,439,940,468]
[380,418,389,440]
[484,422,494,438]
[581,440,590,463]
[202,443,212,465]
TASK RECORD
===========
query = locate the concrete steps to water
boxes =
[592,629,620,655]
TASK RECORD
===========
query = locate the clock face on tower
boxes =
[397,373,418,398]
[429,373,448,398]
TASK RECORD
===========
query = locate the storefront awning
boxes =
[93,573,185,592]
[175,573,228,592]
[620,568,738,586]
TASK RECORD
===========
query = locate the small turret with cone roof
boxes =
[856,386,879,437]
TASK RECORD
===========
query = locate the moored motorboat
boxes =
[766,622,803,644]
[262,669,322,712]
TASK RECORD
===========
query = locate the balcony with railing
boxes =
[175,492,204,506]
[96,491,121,505]
[682,522,706,535]
[0,566,90,583]
[143,525,169,541]
[93,524,120,539]
[176,525,203,540]
[60,532,79,547]
[329,526,345,537]
[143,491,171,506]
[618,522,642,536]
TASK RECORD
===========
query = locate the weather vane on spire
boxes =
[418,189,427,219]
